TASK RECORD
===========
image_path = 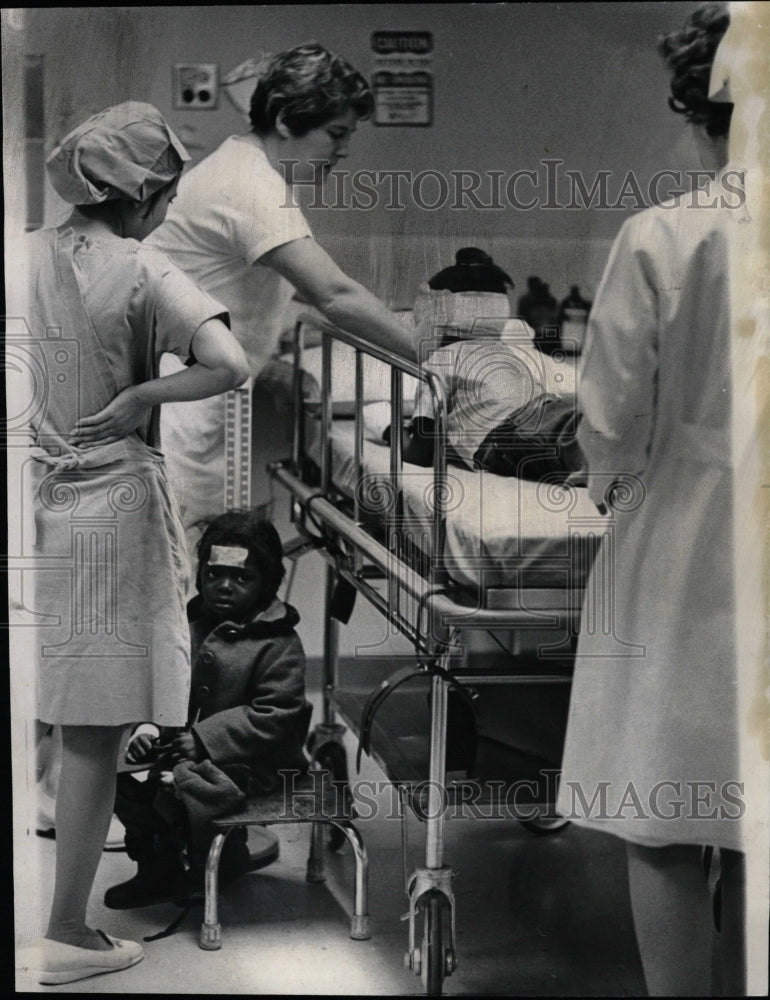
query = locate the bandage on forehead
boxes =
[208,545,250,568]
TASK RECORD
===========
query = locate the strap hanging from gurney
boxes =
[414,586,449,659]
[304,491,357,623]
[356,659,477,773]
[143,903,193,941]
[300,491,340,556]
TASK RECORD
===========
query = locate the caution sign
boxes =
[371,32,433,126]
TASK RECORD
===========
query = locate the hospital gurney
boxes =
[262,315,616,995]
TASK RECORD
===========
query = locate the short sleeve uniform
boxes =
[148,134,311,374]
[146,136,312,538]
[29,227,228,726]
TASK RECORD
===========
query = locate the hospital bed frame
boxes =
[259,316,602,994]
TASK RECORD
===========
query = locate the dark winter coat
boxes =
[161,596,311,796]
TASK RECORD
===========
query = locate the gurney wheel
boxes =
[420,891,448,995]
[518,815,570,836]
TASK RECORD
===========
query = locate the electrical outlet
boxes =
[173,64,218,109]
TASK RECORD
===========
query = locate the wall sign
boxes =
[371,31,433,126]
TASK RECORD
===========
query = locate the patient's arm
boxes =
[403,417,436,466]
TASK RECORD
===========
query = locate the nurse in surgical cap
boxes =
[23,102,248,985]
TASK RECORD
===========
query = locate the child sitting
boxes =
[371,249,584,482]
[104,511,311,909]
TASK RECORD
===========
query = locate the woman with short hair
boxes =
[149,42,415,547]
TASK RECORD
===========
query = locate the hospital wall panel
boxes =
[20,3,704,305]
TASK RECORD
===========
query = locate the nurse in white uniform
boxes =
[557,3,748,995]
[148,43,416,549]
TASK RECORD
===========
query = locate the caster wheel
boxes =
[420,892,448,996]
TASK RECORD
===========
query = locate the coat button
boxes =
[199,685,210,698]
[200,652,214,664]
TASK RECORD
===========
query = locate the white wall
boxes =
[22,3,703,305]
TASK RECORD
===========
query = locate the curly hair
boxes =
[196,510,286,608]
[657,1,733,137]
[249,42,373,136]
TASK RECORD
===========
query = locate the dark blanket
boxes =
[473,393,585,483]
[171,759,250,847]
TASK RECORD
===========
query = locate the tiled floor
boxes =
[14,693,646,996]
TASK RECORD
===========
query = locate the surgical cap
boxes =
[46,101,189,205]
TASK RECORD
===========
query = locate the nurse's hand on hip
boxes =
[69,386,149,448]
[70,316,249,449]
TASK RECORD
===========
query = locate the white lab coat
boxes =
[557,183,746,850]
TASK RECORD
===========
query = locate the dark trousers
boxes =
[114,772,186,860]
[473,394,584,482]
[114,772,247,874]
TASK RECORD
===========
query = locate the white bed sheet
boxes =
[320,420,601,591]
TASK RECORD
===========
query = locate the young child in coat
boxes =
[104,511,311,909]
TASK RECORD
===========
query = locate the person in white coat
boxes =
[556,3,747,994]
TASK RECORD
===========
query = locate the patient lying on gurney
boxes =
[367,249,585,483]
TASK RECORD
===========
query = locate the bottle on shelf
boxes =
[517,276,559,354]
[558,285,592,353]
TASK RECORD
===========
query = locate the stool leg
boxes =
[331,821,371,940]
[306,821,327,883]
[199,830,228,950]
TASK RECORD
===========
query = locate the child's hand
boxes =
[125,733,158,766]
[166,732,202,765]
[68,387,148,449]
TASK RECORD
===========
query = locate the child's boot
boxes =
[104,836,186,909]
[173,826,265,905]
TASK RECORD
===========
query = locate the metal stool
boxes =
[199,768,370,949]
